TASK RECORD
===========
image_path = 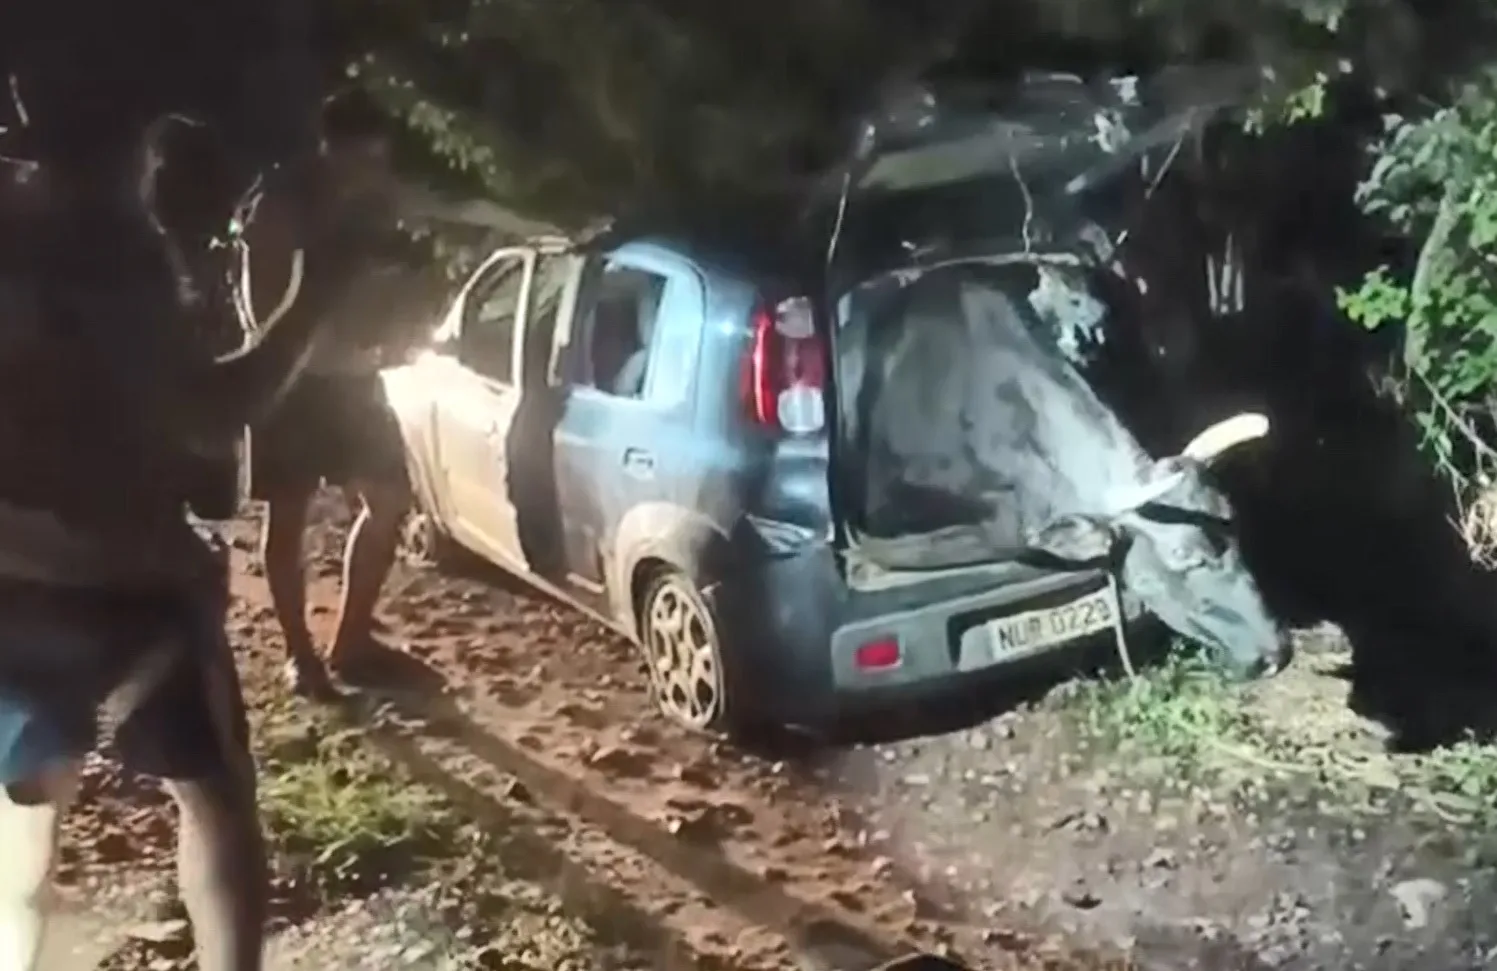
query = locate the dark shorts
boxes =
[0,574,248,787]
[250,372,409,500]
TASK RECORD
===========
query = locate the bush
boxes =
[1341,69,1497,490]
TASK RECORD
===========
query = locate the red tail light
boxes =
[854,638,901,670]
[742,296,826,434]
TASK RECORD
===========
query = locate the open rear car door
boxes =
[818,68,1245,571]
[813,69,1288,677]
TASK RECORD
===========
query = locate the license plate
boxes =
[987,586,1117,658]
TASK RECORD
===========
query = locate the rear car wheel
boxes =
[403,510,464,570]
[639,572,740,735]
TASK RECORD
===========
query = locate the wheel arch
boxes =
[609,502,735,637]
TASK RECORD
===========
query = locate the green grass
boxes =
[1070,649,1252,764]
[1062,644,1497,841]
[1418,741,1497,822]
[257,705,460,897]
[249,704,610,971]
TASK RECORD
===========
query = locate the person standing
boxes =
[244,125,439,697]
[251,319,416,698]
[0,0,371,967]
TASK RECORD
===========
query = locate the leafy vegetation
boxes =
[1333,68,1497,570]
[258,703,460,898]
[323,0,1497,223]
[1341,76,1497,439]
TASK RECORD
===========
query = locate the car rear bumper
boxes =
[712,530,1147,729]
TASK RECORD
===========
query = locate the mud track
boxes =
[223,500,1029,971]
[195,499,1105,971]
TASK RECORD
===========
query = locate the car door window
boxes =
[459,253,528,384]
[522,253,574,386]
[643,276,697,407]
[575,263,668,399]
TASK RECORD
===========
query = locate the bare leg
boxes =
[166,770,266,971]
[166,641,266,971]
[259,486,331,696]
[328,481,408,664]
[0,761,79,971]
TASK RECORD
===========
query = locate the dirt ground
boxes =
[846,635,1497,971]
[50,497,1497,970]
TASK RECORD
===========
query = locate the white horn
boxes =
[239,246,306,334]
[1182,411,1270,463]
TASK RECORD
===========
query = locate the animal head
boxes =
[1025,413,1288,676]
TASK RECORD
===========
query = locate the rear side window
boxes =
[575,265,666,399]
[644,276,698,407]
[564,253,700,407]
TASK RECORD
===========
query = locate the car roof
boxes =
[513,230,801,288]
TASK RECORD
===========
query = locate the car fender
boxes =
[608,502,734,635]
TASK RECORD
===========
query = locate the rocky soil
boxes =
[842,635,1497,971]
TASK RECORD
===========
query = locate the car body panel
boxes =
[435,363,524,565]
[426,247,532,570]
[383,363,445,530]
[609,501,733,632]
[709,531,1136,724]
[550,242,710,613]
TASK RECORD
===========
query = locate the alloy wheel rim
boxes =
[644,582,721,728]
[400,513,439,563]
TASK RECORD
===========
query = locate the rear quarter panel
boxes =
[682,267,834,539]
[603,249,832,632]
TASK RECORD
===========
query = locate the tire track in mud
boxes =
[64,703,725,971]
[233,507,1123,971]
[231,547,913,971]
[353,572,1042,971]
[333,699,737,971]
[351,685,909,971]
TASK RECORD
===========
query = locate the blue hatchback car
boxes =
[381,227,1137,740]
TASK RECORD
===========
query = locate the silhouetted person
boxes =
[0,1,366,968]
[245,130,423,698]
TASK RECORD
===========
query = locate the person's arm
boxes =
[157,0,350,454]
[170,180,361,454]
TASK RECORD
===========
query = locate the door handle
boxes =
[622,447,655,478]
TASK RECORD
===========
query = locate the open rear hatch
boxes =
[819,69,1243,577]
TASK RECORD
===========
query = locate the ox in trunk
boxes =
[822,71,1287,676]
